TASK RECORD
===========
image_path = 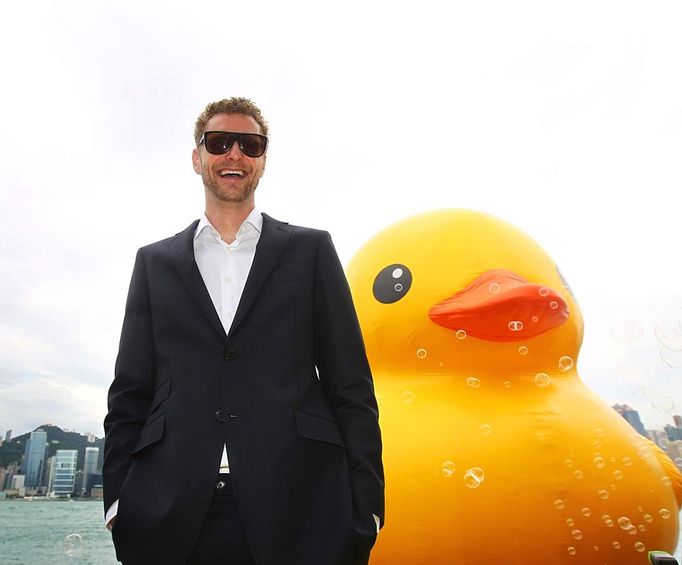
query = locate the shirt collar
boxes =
[194,208,263,241]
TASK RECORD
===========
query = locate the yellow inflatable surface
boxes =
[347,210,681,564]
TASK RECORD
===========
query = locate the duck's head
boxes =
[347,209,583,379]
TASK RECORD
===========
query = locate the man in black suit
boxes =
[103,98,384,565]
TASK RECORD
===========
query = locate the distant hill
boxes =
[0,425,104,472]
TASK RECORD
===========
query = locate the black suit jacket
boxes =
[103,214,384,565]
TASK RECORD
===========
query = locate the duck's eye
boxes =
[373,264,412,304]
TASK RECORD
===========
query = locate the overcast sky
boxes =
[1,0,681,438]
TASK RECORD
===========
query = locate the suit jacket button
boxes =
[215,410,225,422]
[223,348,237,360]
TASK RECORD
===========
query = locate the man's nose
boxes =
[223,141,243,159]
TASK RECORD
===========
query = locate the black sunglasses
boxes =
[198,131,268,158]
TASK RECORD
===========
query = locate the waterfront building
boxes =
[82,447,99,495]
[665,424,682,442]
[49,450,78,496]
[3,462,19,490]
[612,404,647,436]
[11,475,25,489]
[0,467,6,491]
[4,429,11,443]
[22,429,48,488]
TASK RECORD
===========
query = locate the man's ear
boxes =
[192,148,202,175]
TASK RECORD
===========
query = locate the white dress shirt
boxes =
[193,208,263,473]
[105,209,262,527]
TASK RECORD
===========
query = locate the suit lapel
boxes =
[170,220,227,341]
[228,213,292,339]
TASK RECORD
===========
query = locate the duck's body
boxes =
[347,210,680,564]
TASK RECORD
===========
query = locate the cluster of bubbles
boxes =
[440,462,485,489]
[611,319,679,413]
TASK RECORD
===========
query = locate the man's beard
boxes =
[203,171,258,204]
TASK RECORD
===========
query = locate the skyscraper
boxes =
[612,404,647,437]
[22,429,48,488]
[49,450,78,496]
[4,430,11,443]
[83,447,99,495]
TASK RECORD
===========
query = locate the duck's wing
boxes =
[649,439,682,509]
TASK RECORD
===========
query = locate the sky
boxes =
[0,0,681,438]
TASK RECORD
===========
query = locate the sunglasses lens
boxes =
[204,133,238,155]
[239,135,267,157]
[202,132,267,157]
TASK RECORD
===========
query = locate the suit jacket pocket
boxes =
[131,414,165,456]
[294,410,345,448]
[148,377,172,415]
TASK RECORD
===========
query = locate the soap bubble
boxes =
[534,373,551,387]
[566,518,575,527]
[63,533,84,558]
[655,320,682,350]
[622,456,633,467]
[571,529,583,540]
[503,380,512,389]
[554,499,566,510]
[442,461,456,478]
[401,391,414,404]
[573,470,583,479]
[549,301,559,310]
[661,348,682,367]
[518,345,528,355]
[612,541,621,549]
[638,524,646,532]
[564,458,574,468]
[464,467,485,488]
[634,542,646,552]
[592,440,601,450]
[480,424,492,436]
[610,320,644,341]
[558,356,574,372]
[660,508,671,519]
[613,470,623,480]
[567,546,576,555]
[662,475,673,487]
[581,507,591,517]
[652,395,675,413]
[508,320,524,332]
[488,282,501,294]
[538,287,549,297]
[466,376,481,388]
[598,489,609,500]
[531,315,539,323]
[626,526,638,536]
[456,329,467,340]
[593,456,605,469]
[602,515,614,528]
[416,348,427,359]
[617,516,632,530]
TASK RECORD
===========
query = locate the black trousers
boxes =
[188,475,256,565]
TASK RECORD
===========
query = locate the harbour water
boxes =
[0,500,117,565]
[1,499,681,564]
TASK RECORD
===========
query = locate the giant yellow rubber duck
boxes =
[346,209,681,564]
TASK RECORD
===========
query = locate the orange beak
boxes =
[428,269,569,342]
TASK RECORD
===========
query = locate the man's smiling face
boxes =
[192,113,267,206]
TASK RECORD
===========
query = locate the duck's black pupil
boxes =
[373,264,412,304]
